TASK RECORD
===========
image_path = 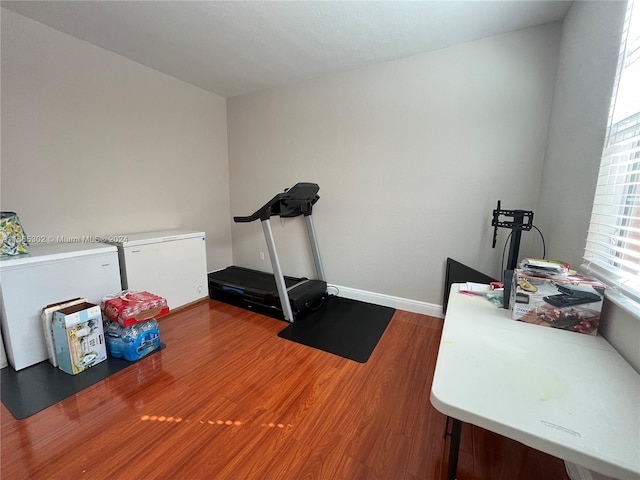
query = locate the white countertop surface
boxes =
[430,285,640,480]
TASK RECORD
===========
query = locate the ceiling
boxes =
[1,1,573,98]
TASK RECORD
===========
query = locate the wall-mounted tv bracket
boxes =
[491,200,534,271]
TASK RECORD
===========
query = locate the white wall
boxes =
[227,23,562,309]
[1,9,233,272]
[536,0,638,373]
[4,4,633,352]
[536,0,626,271]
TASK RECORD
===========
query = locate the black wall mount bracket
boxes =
[491,200,534,271]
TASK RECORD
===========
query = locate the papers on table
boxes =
[459,282,494,295]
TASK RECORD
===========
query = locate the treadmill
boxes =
[208,183,327,322]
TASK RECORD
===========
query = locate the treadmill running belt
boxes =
[209,266,303,294]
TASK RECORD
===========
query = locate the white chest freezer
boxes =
[0,243,121,370]
[102,230,208,311]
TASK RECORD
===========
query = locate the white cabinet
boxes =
[0,243,121,370]
[104,230,207,311]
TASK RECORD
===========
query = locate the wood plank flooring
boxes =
[1,299,570,479]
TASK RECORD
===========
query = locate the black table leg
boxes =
[445,417,462,480]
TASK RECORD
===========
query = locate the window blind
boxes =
[584,0,640,304]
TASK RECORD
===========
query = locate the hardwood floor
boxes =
[1,299,569,479]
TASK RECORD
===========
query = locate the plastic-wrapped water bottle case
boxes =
[105,318,161,361]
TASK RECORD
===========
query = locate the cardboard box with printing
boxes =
[52,302,107,374]
[510,270,606,335]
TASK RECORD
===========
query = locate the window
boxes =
[584,0,640,309]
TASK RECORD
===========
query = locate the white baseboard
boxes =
[328,284,443,318]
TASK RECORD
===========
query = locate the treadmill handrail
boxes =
[233,182,320,223]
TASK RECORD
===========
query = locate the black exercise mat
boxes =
[1,344,165,420]
[278,296,395,363]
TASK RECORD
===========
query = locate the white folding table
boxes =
[431,286,640,480]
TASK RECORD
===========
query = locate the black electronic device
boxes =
[543,284,602,308]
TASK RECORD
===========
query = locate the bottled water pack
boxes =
[105,318,161,361]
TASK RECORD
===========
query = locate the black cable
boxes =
[500,225,547,281]
[501,231,512,283]
[532,225,546,259]
[304,286,339,311]
[304,295,327,311]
